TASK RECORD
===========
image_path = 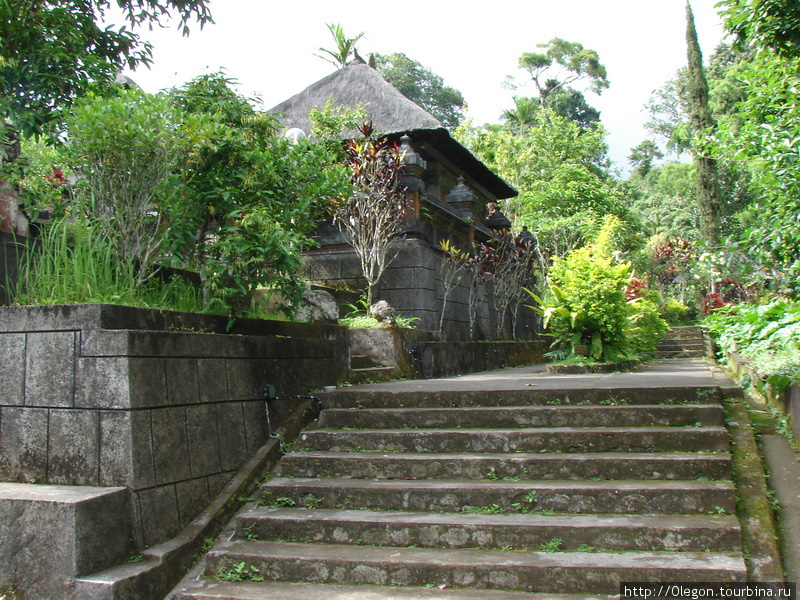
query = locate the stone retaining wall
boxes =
[0,304,347,548]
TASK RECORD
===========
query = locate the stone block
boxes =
[175,477,210,529]
[0,483,130,600]
[136,484,181,548]
[25,331,76,408]
[47,409,100,486]
[0,407,48,482]
[197,359,229,403]
[216,402,248,472]
[166,358,199,405]
[98,410,132,487]
[74,357,132,409]
[129,357,167,408]
[129,410,156,489]
[0,333,25,405]
[242,399,269,455]
[185,404,221,478]
[226,359,260,400]
[79,329,130,357]
[150,407,191,485]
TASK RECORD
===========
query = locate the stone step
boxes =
[350,353,381,369]
[295,426,730,454]
[320,387,721,409]
[276,451,732,481]
[173,580,617,600]
[261,478,736,515]
[202,541,746,594]
[237,508,743,552]
[317,404,724,430]
[348,366,398,384]
[658,350,705,358]
[656,342,704,350]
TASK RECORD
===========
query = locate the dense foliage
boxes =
[0,0,211,138]
[527,217,668,362]
[374,52,466,129]
[19,76,351,317]
[705,300,800,397]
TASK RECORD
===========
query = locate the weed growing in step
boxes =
[215,561,265,582]
[575,544,596,552]
[464,503,505,514]
[538,537,564,552]
[127,554,144,563]
[546,399,563,406]
[305,494,323,509]
[270,497,297,508]
[335,495,354,509]
[487,467,499,481]
[243,524,259,542]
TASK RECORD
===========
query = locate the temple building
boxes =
[270,61,536,339]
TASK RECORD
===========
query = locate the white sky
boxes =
[118,0,726,176]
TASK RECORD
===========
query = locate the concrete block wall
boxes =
[0,304,346,548]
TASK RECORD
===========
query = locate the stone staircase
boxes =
[657,326,707,358]
[172,380,746,599]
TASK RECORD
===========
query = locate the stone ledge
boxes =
[0,483,130,599]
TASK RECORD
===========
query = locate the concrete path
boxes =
[346,357,725,392]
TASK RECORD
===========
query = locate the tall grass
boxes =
[15,217,203,312]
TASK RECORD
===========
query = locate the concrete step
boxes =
[237,508,743,552]
[295,426,730,454]
[173,580,617,600]
[658,350,705,358]
[317,404,724,429]
[657,342,704,351]
[320,386,721,409]
[277,451,732,481]
[261,478,736,515]
[202,541,745,594]
[348,366,398,384]
[350,354,380,369]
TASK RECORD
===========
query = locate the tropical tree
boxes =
[628,140,664,178]
[373,52,466,129]
[512,38,609,106]
[0,0,211,139]
[685,1,722,247]
[502,89,600,133]
[316,23,364,68]
[717,0,800,58]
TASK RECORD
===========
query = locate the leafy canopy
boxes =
[373,52,466,129]
[514,38,609,104]
[0,0,212,138]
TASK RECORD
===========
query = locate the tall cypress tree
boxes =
[686,1,722,247]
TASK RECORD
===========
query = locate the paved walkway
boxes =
[349,358,728,392]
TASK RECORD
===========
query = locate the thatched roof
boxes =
[269,62,443,135]
[269,62,517,200]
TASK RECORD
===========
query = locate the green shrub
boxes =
[528,215,668,362]
[705,300,800,397]
[661,297,691,324]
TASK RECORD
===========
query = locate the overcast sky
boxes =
[119,0,726,175]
